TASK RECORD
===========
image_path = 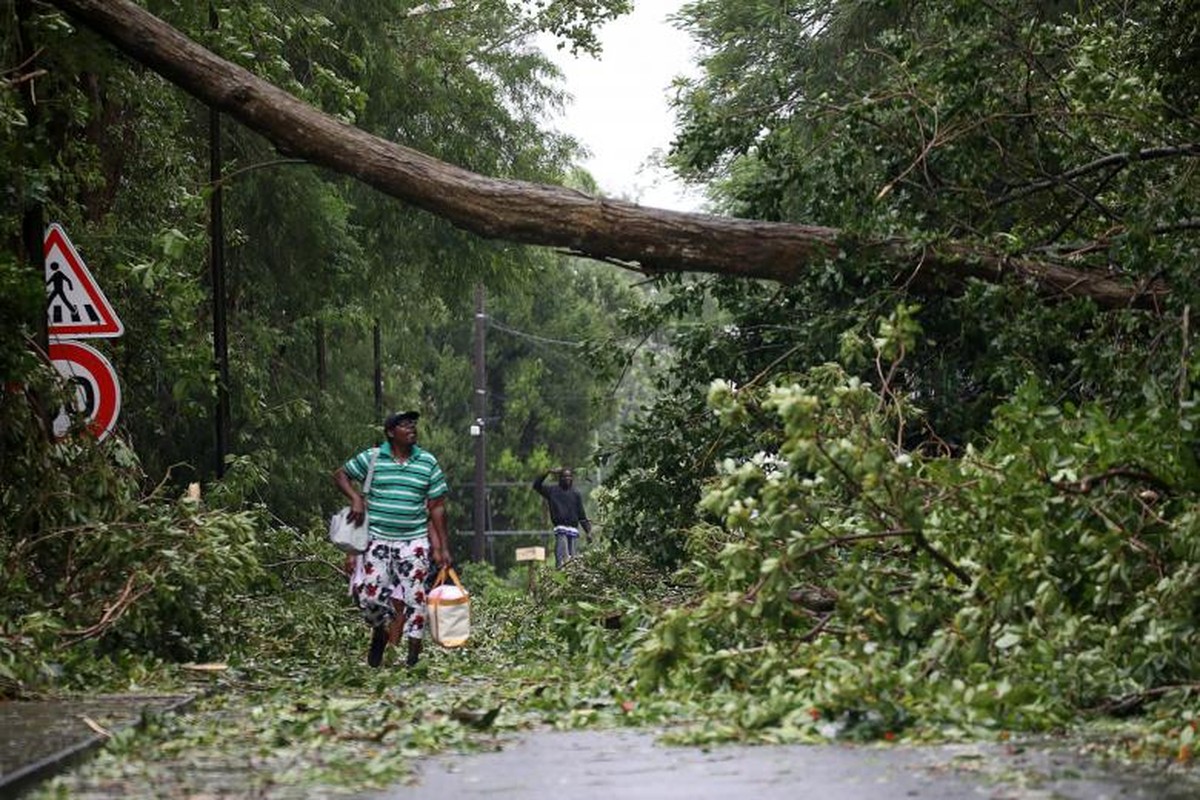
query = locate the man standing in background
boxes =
[532,467,591,568]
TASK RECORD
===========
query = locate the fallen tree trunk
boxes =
[47,0,1169,310]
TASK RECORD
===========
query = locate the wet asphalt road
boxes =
[367,727,1197,800]
[0,694,194,798]
[6,696,1198,798]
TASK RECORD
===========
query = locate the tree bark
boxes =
[47,0,1168,310]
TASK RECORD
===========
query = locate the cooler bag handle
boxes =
[434,566,466,593]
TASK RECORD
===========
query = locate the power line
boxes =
[486,318,584,347]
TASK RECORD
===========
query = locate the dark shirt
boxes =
[533,474,590,532]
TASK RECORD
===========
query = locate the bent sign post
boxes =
[44,224,124,441]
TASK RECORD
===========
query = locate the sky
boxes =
[538,0,705,213]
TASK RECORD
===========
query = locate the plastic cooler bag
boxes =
[428,567,470,647]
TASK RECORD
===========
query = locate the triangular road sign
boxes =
[44,223,124,339]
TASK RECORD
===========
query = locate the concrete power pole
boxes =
[472,284,487,562]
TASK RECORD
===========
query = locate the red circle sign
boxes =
[49,340,122,441]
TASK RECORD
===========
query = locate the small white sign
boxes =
[515,546,546,562]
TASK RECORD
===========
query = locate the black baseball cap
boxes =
[384,410,421,429]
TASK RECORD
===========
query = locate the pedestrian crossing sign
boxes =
[44,223,124,339]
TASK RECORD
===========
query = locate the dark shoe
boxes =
[367,626,388,668]
[405,638,421,668]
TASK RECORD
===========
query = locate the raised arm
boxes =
[532,469,554,497]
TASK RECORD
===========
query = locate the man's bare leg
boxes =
[388,598,405,645]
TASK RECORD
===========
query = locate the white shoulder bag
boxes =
[328,448,379,553]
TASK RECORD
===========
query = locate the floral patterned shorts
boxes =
[352,536,430,639]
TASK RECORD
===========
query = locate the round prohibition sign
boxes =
[49,340,122,441]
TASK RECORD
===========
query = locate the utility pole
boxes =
[209,2,230,478]
[373,318,383,420]
[471,284,487,562]
[16,0,46,354]
[315,319,326,392]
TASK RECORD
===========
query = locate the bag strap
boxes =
[362,447,380,496]
[434,566,466,592]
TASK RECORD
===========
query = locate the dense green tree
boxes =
[6,0,1200,757]
[42,0,1166,310]
[583,0,1200,746]
[0,0,636,694]
[603,0,1200,564]
[1,0,632,521]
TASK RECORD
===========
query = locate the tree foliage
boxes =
[606,0,1200,563]
[1,0,627,510]
[590,0,1200,745]
[0,366,266,696]
[0,0,633,693]
[37,0,1172,308]
[625,353,1200,744]
[7,0,1200,759]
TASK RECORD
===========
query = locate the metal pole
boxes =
[209,3,230,477]
[315,319,326,392]
[373,318,383,420]
[17,0,47,355]
[472,284,487,562]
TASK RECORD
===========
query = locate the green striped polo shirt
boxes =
[343,442,448,541]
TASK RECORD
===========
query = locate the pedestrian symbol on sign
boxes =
[47,261,98,325]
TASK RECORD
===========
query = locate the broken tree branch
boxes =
[46,0,1169,310]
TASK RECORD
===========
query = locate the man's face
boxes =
[559,470,573,489]
[389,419,418,445]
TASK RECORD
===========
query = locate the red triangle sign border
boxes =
[44,223,125,339]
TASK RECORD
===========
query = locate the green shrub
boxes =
[0,364,266,697]
[632,361,1200,742]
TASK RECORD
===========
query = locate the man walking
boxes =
[532,467,592,568]
[334,410,450,668]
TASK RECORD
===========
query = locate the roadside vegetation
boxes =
[9,375,1200,795]
[5,0,1200,795]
